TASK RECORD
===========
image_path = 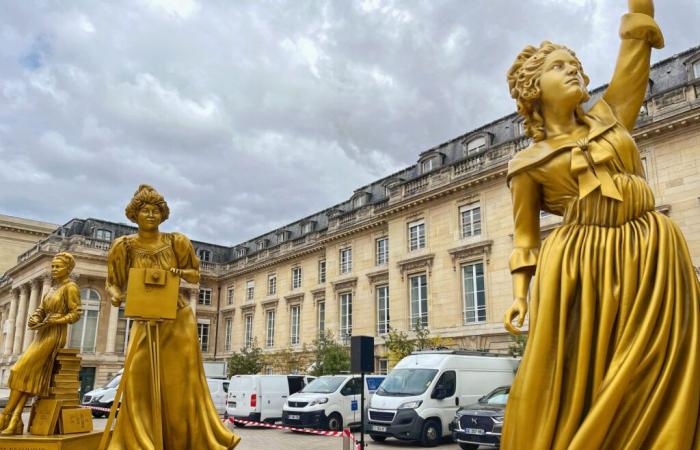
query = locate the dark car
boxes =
[451,385,509,449]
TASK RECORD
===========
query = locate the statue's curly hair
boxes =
[53,252,76,273]
[507,41,590,142]
[124,184,170,224]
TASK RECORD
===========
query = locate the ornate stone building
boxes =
[1,45,699,391]
[0,214,56,275]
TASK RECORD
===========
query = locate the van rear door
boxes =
[260,376,288,422]
[229,375,255,418]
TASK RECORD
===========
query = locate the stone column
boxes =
[4,289,19,356]
[22,279,42,351]
[12,284,29,355]
[105,304,120,354]
[189,288,198,316]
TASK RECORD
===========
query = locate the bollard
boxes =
[342,428,352,450]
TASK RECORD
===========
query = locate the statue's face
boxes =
[137,203,162,232]
[539,49,586,108]
[51,258,70,280]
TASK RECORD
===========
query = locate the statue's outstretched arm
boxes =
[602,0,664,131]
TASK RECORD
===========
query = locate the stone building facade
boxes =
[0,214,56,275]
[1,46,699,391]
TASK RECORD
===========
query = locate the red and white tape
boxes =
[225,417,361,449]
[81,404,112,413]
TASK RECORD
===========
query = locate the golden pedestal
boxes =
[0,430,103,449]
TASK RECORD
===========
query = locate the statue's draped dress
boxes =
[8,282,80,395]
[501,14,700,450]
[107,232,240,450]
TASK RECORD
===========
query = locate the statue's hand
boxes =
[629,0,654,17]
[169,267,183,277]
[504,297,528,335]
[27,317,41,330]
[107,284,124,307]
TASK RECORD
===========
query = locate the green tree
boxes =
[509,334,528,358]
[227,338,267,377]
[386,320,444,366]
[276,345,309,374]
[310,330,350,376]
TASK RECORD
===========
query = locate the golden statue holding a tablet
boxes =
[99,184,240,450]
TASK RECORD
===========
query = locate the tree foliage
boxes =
[309,330,350,376]
[227,338,267,377]
[385,320,442,365]
[509,334,528,358]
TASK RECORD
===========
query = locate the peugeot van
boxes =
[226,374,312,425]
[207,378,230,416]
[282,374,385,431]
[365,350,518,446]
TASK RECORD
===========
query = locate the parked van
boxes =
[365,350,519,446]
[282,374,386,431]
[207,378,230,416]
[226,375,312,425]
[82,370,122,418]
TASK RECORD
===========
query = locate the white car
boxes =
[365,350,519,446]
[82,370,122,418]
[282,374,385,431]
[226,374,311,425]
[207,378,229,415]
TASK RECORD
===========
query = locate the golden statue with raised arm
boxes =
[0,253,81,435]
[103,185,240,450]
[502,1,699,448]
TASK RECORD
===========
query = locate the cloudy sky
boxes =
[1,0,698,245]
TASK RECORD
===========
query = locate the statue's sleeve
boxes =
[602,13,664,131]
[106,236,130,292]
[509,171,541,274]
[57,282,81,325]
[172,232,201,272]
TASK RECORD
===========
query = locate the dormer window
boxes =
[516,120,526,137]
[465,136,486,156]
[197,248,212,262]
[276,230,290,243]
[94,229,112,241]
[421,158,434,174]
[236,247,247,258]
[302,221,316,234]
[256,240,268,251]
[694,60,700,78]
[351,192,370,209]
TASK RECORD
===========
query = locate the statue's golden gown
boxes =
[8,281,80,396]
[106,232,240,450]
[501,14,699,450]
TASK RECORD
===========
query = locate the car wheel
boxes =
[370,434,387,442]
[233,421,245,428]
[91,411,103,419]
[327,413,343,432]
[459,444,479,450]
[419,419,441,447]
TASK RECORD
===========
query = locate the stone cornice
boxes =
[366,268,389,284]
[284,293,304,304]
[447,240,493,270]
[240,303,256,315]
[261,297,279,309]
[331,277,358,292]
[396,253,435,280]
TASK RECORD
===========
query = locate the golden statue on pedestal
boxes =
[101,185,240,450]
[0,252,81,435]
[502,1,699,448]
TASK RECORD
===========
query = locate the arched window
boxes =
[69,288,101,353]
[466,136,486,156]
[115,306,133,355]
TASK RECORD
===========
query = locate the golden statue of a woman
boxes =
[104,185,240,449]
[0,252,81,435]
[502,1,699,449]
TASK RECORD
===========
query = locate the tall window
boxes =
[246,280,255,302]
[197,321,210,352]
[409,274,428,329]
[318,259,326,283]
[266,310,276,348]
[292,267,302,290]
[115,306,133,355]
[290,305,301,346]
[197,249,211,262]
[69,288,100,353]
[317,300,326,338]
[376,285,390,335]
[268,274,277,295]
[340,247,352,274]
[376,237,389,266]
[224,318,233,352]
[378,358,388,375]
[244,315,253,348]
[466,136,486,155]
[463,262,486,324]
[694,60,700,78]
[460,203,482,238]
[198,288,212,306]
[408,220,426,251]
[339,292,352,345]
[95,229,112,241]
[421,158,434,173]
[226,286,234,305]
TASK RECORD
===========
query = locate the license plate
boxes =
[230,402,236,408]
[288,414,300,420]
[372,425,387,432]
[464,428,485,435]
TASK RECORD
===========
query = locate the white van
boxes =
[226,375,311,425]
[207,378,229,416]
[365,350,519,446]
[282,374,386,431]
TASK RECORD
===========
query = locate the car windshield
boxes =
[302,376,346,394]
[482,387,510,405]
[104,375,121,389]
[376,369,438,397]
